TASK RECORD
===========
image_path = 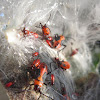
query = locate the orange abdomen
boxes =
[34,79,43,88]
[60,61,70,69]
[34,63,48,88]
[38,63,47,81]
[46,40,53,48]
[42,27,50,35]
[60,35,65,41]
[53,41,61,49]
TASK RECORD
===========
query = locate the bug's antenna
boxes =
[49,86,66,99]
[62,23,65,36]
[57,44,67,58]
[39,91,54,100]
[46,14,51,24]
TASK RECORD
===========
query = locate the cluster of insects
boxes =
[4,19,79,100]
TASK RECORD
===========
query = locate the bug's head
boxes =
[55,57,59,62]
[55,34,61,41]
[34,85,40,92]
[55,34,58,38]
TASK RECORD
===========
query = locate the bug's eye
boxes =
[55,34,58,38]
[55,34,60,41]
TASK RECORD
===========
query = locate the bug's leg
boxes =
[35,25,40,28]
[14,83,34,93]
[47,62,55,75]
[57,44,66,58]
[46,14,51,24]
[37,94,41,100]
[47,68,59,75]
[65,36,75,41]
[61,44,66,51]
[35,23,42,28]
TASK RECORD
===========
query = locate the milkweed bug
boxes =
[36,14,51,37]
[46,34,66,51]
[51,74,55,85]
[33,52,39,57]
[5,82,14,88]
[70,49,78,56]
[61,85,71,100]
[22,27,38,38]
[40,23,51,36]
[27,52,53,100]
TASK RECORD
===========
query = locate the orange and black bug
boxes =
[28,52,41,78]
[33,63,54,100]
[5,82,14,88]
[46,53,70,75]
[53,34,66,49]
[34,63,48,91]
[31,52,48,87]
[49,57,70,71]
[52,23,75,50]
[36,14,51,37]
[22,27,38,38]
[29,63,53,100]
[46,34,66,50]
[30,52,40,70]
[47,58,70,80]
[46,73,55,86]
[70,49,78,56]
[40,23,51,36]
[54,58,70,70]
[27,52,53,100]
